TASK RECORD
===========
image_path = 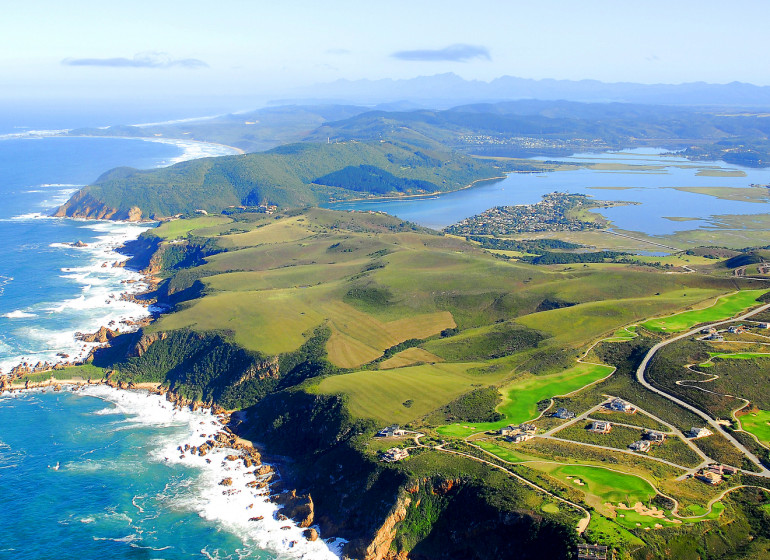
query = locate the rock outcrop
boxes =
[274,490,315,528]
[76,326,120,343]
[54,191,146,221]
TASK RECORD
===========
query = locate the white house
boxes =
[608,398,636,413]
[689,427,713,439]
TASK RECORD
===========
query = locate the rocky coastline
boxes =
[0,376,321,546]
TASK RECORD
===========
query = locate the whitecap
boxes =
[9,212,46,221]
[2,310,36,319]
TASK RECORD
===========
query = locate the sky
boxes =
[2,0,769,105]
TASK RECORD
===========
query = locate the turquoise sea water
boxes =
[0,387,339,559]
[0,134,339,559]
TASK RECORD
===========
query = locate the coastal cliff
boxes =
[54,188,145,221]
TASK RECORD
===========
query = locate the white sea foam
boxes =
[76,385,342,559]
[9,212,46,221]
[2,310,36,319]
[0,220,155,374]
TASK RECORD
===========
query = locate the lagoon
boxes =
[325,149,770,236]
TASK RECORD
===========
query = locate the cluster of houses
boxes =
[381,447,409,463]
[688,427,713,439]
[701,322,770,341]
[628,430,667,453]
[695,463,738,485]
[500,423,537,443]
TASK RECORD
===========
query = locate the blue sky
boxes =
[2,0,769,101]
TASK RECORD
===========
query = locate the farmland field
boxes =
[314,362,507,425]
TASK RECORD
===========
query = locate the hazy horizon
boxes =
[3,0,770,106]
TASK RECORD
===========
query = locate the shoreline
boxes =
[324,173,507,206]
[0,132,242,376]
[0,220,157,376]
[0,381,341,557]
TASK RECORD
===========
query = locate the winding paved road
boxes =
[635,302,770,476]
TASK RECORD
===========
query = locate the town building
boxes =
[518,423,537,434]
[553,407,576,419]
[629,440,651,453]
[589,421,612,434]
[381,448,409,462]
[689,427,713,439]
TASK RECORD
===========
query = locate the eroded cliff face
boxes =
[364,494,412,560]
[54,190,145,221]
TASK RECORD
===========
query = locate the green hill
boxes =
[54,140,501,220]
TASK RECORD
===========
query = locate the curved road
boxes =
[635,302,770,476]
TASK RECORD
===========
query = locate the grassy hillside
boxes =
[79,208,770,560]
[55,140,501,220]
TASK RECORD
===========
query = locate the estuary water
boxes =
[326,149,770,234]
[0,133,339,559]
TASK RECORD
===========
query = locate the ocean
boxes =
[0,132,340,559]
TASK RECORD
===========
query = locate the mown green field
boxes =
[314,362,507,425]
[739,409,770,445]
[474,440,529,463]
[708,352,770,360]
[436,362,614,437]
[641,290,768,332]
[585,514,645,550]
[535,463,656,505]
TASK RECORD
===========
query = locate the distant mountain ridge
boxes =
[289,73,770,108]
